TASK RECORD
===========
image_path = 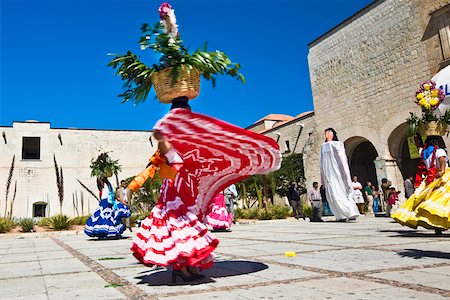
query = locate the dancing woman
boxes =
[392,136,450,235]
[84,176,131,238]
[130,97,280,282]
[206,192,233,231]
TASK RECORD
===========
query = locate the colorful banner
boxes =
[407,136,420,159]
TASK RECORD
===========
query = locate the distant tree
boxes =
[125,174,162,215]
[238,153,305,206]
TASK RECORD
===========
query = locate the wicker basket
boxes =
[151,65,200,103]
[418,121,448,137]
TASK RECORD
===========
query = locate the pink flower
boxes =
[158,2,178,38]
[158,2,172,20]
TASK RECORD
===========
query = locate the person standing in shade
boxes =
[381,178,392,213]
[320,184,332,216]
[404,175,415,199]
[364,181,374,214]
[115,180,134,232]
[289,182,304,220]
[371,185,380,213]
[352,176,365,215]
[309,182,323,222]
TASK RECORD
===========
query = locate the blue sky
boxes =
[1,0,373,130]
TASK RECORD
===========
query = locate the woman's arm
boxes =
[437,156,446,178]
[154,130,171,155]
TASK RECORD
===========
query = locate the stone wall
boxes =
[0,122,157,218]
[307,0,450,192]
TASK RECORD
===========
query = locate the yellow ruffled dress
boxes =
[391,169,450,230]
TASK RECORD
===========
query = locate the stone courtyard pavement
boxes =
[1,216,450,300]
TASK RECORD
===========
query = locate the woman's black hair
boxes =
[170,96,191,110]
[324,127,339,141]
[424,135,439,147]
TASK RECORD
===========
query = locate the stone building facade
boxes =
[306,0,450,196]
[0,121,157,218]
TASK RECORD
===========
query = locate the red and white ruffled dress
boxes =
[131,108,281,270]
[206,193,233,231]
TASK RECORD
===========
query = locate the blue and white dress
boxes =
[84,181,131,238]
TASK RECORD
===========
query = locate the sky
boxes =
[0,0,373,130]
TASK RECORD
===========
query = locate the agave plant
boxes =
[39,215,73,231]
[108,2,244,105]
[19,218,36,232]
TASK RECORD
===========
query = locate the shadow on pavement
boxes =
[398,249,450,260]
[86,236,132,241]
[135,260,269,286]
[379,229,449,238]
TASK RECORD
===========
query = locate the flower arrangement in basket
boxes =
[407,80,450,137]
[108,2,244,104]
[90,151,121,178]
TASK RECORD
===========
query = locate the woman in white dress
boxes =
[320,128,360,221]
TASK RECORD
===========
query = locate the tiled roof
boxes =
[255,114,294,124]
[260,111,314,134]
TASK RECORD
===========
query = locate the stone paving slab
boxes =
[368,266,450,290]
[44,272,126,300]
[0,217,449,299]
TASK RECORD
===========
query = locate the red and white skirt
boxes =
[130,181,219,270]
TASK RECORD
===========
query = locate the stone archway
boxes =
[345,137,379,186]
[388,122,447,179]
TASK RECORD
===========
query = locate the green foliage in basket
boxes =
[107,2,244,104]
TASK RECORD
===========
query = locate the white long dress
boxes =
[320,141,360,220]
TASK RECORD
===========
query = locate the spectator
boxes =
[320,184,333,216]
[364,181,374,214]
[352,176,365,215]
[404,175,415,199]
[387,186,400,216]
[309,182,323,222]
[289,182,304,220]
[371,185,380,213]
[380,178,392,213]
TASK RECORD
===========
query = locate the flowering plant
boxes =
[108,2,244,104]
[414,80,444,110]
[407,80,450,136]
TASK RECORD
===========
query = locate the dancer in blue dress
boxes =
[84,177,131,238]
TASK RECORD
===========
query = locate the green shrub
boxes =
[19,218,36,232]
[128,212,150,227]
[0,217,16,233]
[40,215,73,230]
[70,215,90,225]
[37,217,50,227]
[257,208,273,220]
[270,205,292,219]
[302,203,312,218]
[234,205,292,220]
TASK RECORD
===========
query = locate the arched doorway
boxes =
[345,137,378,186]
[33,202,47,217]
[387,123,447,179]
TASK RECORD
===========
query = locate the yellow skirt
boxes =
[391,169,450,230]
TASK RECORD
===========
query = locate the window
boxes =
[22,137,40,159]
[439,25,450,60]
[285,140,291,153]
[33,203,47,217]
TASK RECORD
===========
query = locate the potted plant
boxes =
[108,2,245,104]
[407,80,449,137]
[90,151,121,178]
